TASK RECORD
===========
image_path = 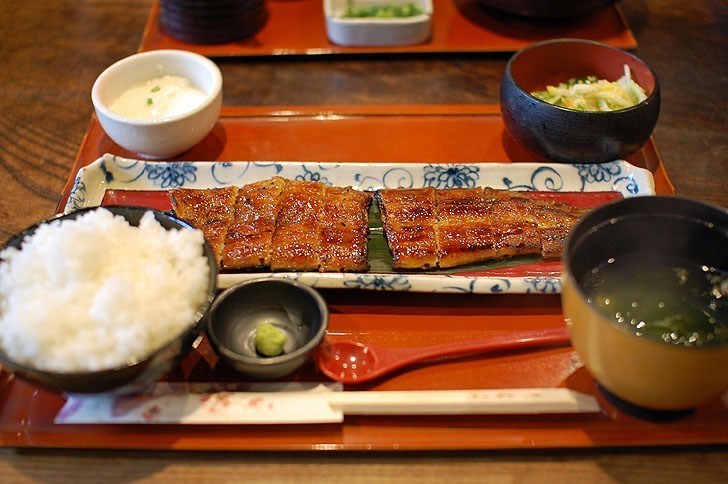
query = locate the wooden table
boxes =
[0,0,726,480]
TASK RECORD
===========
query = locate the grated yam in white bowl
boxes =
[0,208,210,373]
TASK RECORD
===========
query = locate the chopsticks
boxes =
[55,384,600,425]
[324,388,601,415]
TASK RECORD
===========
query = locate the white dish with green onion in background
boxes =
[324,0,433,47]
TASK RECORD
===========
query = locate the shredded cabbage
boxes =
[531,65,648,112]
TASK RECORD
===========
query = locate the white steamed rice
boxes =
[0,208,210,373]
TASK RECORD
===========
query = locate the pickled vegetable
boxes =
[531,65,647,112]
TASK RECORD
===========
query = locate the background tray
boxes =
[4,105,720,452]
[139,0,637,56]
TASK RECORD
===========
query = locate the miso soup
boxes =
[581,253,728,347]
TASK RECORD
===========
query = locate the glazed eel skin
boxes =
[169,177,373,272]
[170,179,585,272]
[376,186,587,270]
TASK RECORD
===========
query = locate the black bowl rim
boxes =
[504,38,661,115]
[206,277,329,367]
[476,0,616,20]
[0,206,219,379]
[564,195,728,258]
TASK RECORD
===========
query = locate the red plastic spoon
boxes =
[317,326,571,384]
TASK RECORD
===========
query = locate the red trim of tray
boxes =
[0,105,708,453]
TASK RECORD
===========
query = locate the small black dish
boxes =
[207,278,329,380]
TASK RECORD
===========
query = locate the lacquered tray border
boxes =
[1,361,727,450]
[8,105,714,453]
[138,0,638,57]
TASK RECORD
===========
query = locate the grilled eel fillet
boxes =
[376,187,588,270]
[223,177,285,270]
[167,185,238,265]
[169,178,373,272]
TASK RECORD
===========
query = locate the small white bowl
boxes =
[324,0,433,47]
[91,49,222,159]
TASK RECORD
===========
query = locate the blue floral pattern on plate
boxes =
[423,164,480,189]
[63,154,656,294]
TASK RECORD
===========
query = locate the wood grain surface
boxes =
[0,0,726,481]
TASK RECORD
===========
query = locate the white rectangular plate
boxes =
[65,154,655,294]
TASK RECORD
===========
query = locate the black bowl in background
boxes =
[159,0,269,44]
[0,206,218,394]
[207,278,329,380]
[477,0,616,20]
[500,38,660,164]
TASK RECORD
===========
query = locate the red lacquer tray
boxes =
[139,0,637,57]
[5,105,726,452]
